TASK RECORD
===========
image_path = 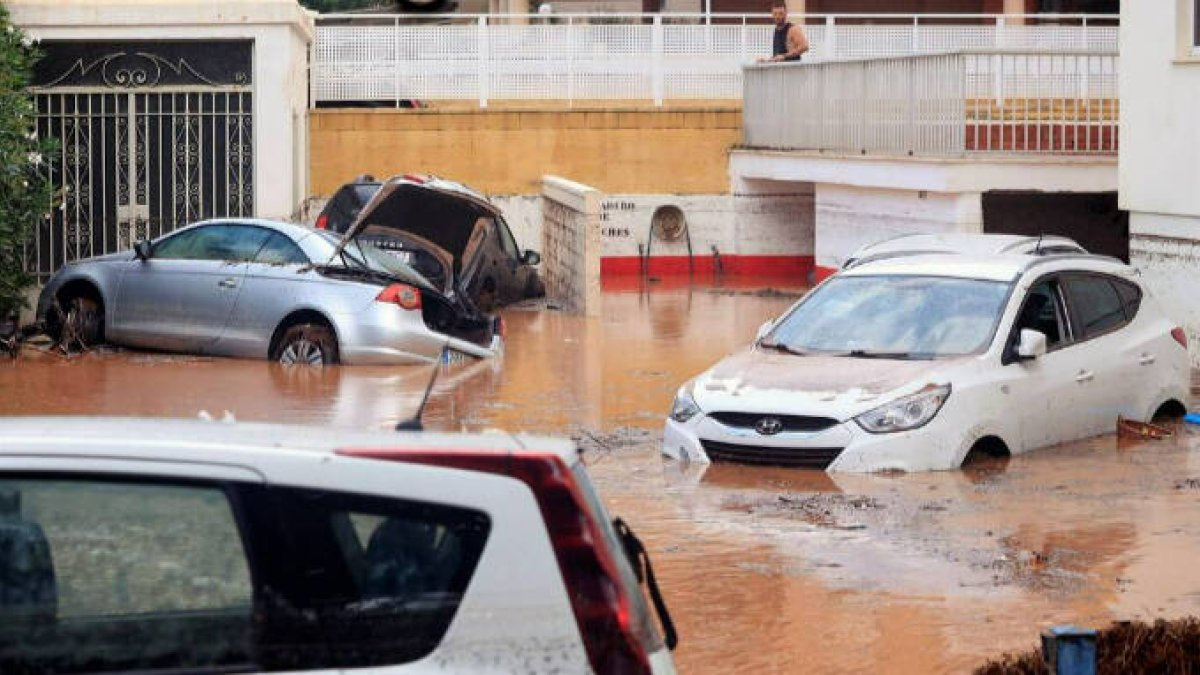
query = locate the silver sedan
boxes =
[36,219,501,365]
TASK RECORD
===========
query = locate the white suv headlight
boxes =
[670,386,702,423]
[854,384,951,434]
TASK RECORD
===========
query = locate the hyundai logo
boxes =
[755,417,784,436]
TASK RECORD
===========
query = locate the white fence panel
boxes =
[744,50,1117,156]
[311,13,1118,106]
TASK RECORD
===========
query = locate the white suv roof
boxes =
[840,251,1130,283]
[843,233,1086,270]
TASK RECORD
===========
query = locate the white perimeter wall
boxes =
[1120,0,1200,365]
[495,190,815,265]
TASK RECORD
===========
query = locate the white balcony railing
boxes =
[311,13,1117,107]
[742,50,1119,156]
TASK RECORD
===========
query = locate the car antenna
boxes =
[1034,231,1045,255]
[396,344,448,432]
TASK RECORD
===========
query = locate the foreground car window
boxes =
[765,275,1010,358]
[0,477,492,673]
[244,486,491,670]
[0,477,254,673]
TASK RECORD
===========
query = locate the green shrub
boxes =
[0,4,55,321]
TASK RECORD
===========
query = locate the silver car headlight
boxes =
[854,384,951,434]
[670,386,702,424]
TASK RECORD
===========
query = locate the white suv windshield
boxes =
[763,275,1011,359]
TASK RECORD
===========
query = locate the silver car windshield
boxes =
[762,275,1011,359]
[313,231,436,293]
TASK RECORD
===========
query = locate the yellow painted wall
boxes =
[309,106,742,197]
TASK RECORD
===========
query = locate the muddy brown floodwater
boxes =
[3,275,1200,673]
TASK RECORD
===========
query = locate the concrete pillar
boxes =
[787,0,805,16]
[542,176,603,317]
[494,0,529,19]
[1003,0,1027,25]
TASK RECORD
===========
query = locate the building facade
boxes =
[11,0,313,281]
[1119,0,1200,365]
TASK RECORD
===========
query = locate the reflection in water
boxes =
[3,277,1200,673]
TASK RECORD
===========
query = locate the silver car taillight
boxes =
[376,283,422,311]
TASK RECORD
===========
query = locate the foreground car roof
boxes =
[0,417,578,464]
[839,252,1129,282]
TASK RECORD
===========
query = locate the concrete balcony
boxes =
[734,50,1122,278]
[743,50,1118,156]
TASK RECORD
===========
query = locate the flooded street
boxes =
[3,276,1200,673]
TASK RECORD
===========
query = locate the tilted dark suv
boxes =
[318,175,545,312]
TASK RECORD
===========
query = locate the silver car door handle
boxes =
[1075,370,1095,383]
[218,278,238,289]
[1138,353,1156,365]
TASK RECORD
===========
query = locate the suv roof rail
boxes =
[843,249,946,270]
[1020,253,1127,274]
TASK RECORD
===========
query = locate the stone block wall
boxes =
[542,176,603,316]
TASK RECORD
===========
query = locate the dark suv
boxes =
[318,175,545,311]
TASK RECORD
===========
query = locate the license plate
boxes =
[442,349,471,364]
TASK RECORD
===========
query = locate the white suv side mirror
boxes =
[755,320,774,341]
[1016,329,1048,360]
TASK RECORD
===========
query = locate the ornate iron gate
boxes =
[31,41,254,280]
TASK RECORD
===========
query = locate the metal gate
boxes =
[31,41,254,281]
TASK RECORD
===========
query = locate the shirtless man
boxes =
[759,0,810,63]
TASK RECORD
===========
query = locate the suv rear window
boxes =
[1063,274,1130,339]
[1112,278,1142,320]
[324,183,381,233]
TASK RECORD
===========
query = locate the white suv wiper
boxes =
[759,341,808,356]
[845,349,930,360]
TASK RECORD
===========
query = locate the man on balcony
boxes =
[760,1,809,63]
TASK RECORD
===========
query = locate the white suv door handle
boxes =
[1075,370,1095,383]
[218,278,238,289]
[1138,353,1156,366]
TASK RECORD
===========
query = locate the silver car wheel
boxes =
[279,338,325,366]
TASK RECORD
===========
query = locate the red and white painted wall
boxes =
[495,189,815,282]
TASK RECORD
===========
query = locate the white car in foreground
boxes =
[0,418,676,674]
[664,250,1190,472]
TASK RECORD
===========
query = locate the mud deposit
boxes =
[3,275,1200,673]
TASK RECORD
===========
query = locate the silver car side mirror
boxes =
[133,239,151,261]
[755,320,774,342]
[1016,329,1048,360]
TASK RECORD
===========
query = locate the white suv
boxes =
[664,251,1191,472]
[0,418,677,674]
